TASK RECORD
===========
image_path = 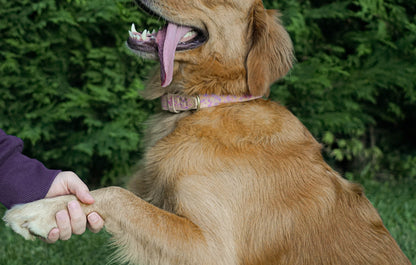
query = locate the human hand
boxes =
[45,171,104,243]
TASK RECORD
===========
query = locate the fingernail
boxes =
[68,201,78,209]
[56,211,66,221]
[88,213,98,223]
[86,193,94,201]
[50,228,59,237]
[83,192,95,204]
[88,213,100,223]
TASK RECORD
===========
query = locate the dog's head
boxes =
[128,0,293,97]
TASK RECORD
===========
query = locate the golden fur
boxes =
[4,0,411,264]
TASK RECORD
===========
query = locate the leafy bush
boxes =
[0,0,161,185]
[0,0,415,185]
[266,0,416,180]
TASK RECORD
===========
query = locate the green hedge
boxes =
[269,0,416,180]
[0,0,161,185]
[1,0,415,185]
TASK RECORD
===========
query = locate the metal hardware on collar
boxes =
[162,93,195,113]
[195,95,201,111]
[170,94,178,113]
[161,93,262,113]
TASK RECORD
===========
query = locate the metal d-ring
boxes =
[195,95,201,111]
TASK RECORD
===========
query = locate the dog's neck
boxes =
[161,93,262,113]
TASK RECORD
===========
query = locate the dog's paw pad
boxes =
[3,215,37,240]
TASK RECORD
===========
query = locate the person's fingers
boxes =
[87,212,104,233]
[76,190,95,205]
[56,210,71,240]
[46,228,60,243]
[68,201,87,235]
[65,173,95,204]
[46,171,95,205]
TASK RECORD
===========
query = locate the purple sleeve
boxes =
[0,129,60,209]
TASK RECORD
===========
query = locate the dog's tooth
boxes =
[152,29,156,34]
[129,31,134,38]
[181,31,197,42]
[184,32,192,38]
[142,30,148,41]
[131,23,138,33]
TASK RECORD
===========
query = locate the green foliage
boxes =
[265,0,416,180]
[0,0,161,185]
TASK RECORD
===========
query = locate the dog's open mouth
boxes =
[127,18,207,87]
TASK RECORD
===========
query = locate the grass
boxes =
[0,178,415,264]
[0,212,113,265]
[360,178,416,262]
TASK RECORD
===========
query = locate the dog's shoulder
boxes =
[171,99,316,147]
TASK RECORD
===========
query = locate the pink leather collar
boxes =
[161,93,262,113]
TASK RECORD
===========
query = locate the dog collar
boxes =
[161,93,262,113]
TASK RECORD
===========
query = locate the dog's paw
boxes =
[3,196,75,240]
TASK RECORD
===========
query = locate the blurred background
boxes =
[0,0,415,264]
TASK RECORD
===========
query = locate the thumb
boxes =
[66,173,95,204]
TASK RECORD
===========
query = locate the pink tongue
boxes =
[157,23,192,87]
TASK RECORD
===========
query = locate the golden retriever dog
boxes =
[4,0,411,264]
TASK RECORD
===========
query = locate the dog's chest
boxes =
[138,112,198,209]
[143,112,191,149]
[139,103,285,210]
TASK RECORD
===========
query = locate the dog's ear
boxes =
[246,2,293,97]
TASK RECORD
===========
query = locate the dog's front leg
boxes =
[89,187,208,265]
[4,186,208,265]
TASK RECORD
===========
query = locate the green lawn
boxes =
[361,178,416,263]
[1,178,415,264]
[0,213,113,265]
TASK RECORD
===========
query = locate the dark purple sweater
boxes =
[0,129,60,209]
